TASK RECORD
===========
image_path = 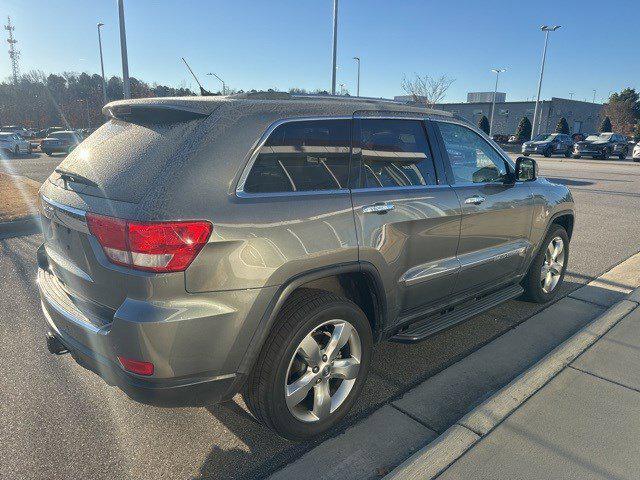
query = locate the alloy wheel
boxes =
[284,319,361,423]
[541,236,565,293]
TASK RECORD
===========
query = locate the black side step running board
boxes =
[390,284,524,343]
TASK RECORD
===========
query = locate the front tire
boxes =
[543,147,552,158]
[522,225,569,303]
[244,289,373,440]
[564,148,571,158]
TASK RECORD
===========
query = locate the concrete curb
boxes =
[385,289,640,480]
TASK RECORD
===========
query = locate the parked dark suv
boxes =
[573,132,629,159]
[521,133,574,158]
[38,94,574,440]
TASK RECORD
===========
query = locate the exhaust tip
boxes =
[46,331,68,355]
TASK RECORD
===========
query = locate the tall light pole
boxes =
[353,56,360,97]
[569,92,574,100]
[117,0,131,99]
[592,89,597,103]
[207,72,226,95]
[97,22,107,105]
[489,68,506,136]
[331,0,338,95]
[532,25,561,136]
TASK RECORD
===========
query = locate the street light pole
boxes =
[569,92,574,100]
[331,0,338,95]
[97,22,107,105]
[489,68,506,136]
[592,89,597,103]
[353,56,360,97]
[117,0,131,99]
[206,72,226,95]
[532,25,561,136]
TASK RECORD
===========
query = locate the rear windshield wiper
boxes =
[54,168,98,188]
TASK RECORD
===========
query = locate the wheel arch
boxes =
[236,262,388,376]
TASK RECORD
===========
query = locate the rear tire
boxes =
[244,288,373,440]
[522,225,569,304]
[543,147,552,158]
[564,149,571,158]
[618,149,626,160]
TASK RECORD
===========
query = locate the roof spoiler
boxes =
[102,103,210,124]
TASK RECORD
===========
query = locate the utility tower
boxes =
[5,16,20,84]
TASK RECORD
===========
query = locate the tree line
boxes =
[0,71,197,130]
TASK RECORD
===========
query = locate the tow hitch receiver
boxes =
[46,332,68,355]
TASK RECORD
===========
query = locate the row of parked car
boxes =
[520,132,639,161]
[0,125,84,157]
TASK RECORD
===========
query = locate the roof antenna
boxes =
[181,57,213,96]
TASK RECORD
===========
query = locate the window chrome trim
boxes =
[235,116,352,197]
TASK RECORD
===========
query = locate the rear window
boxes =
[51,117,205,203]
[243,119,351,193]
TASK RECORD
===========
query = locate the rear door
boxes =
[350,117,461,324]
[433,120,533,295]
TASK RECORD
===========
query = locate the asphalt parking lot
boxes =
[2,152,640,479]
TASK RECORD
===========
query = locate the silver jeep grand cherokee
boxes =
[38,93,574,440]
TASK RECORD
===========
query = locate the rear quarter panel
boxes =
[137,102,360,293]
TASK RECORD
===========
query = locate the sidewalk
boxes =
[432,294,640,479]
[270,253,640,480]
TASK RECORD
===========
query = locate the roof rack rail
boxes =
[290,93,410,105]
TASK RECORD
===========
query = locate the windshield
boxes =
[50,132,75,140]
[599,133,613,139]
[533,133,557,142]
[585,135,600,141]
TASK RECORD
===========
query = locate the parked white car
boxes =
[633,142,640,162]
[0,132,32,155]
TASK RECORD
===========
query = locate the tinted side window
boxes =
[357,119,437,188]
[437,122,508,184]
[243,119,351,193]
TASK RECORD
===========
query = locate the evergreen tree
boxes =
[600,116,613,133]
[555,117,570,134]
[477,115,490,135]
[515,116,532,142]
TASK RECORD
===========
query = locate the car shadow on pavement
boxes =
[546,177,595,186]
[196,278,599,479]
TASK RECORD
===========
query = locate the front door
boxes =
[350,117,461,324]
[434,120,533,295]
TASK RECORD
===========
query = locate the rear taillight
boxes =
[86,213,212,273]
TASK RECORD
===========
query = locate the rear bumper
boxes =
[40,145,68,152]
[36,242,276,407]
[43,319,240,407]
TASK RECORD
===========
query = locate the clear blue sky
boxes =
[1,0,637,103]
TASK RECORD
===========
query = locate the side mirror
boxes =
[515,156,538,181]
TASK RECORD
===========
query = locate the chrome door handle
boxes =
[464,195,486,205]
[362,202,395,214]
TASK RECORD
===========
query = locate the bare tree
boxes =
[602,99,637,136]
[401,74,455,106]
